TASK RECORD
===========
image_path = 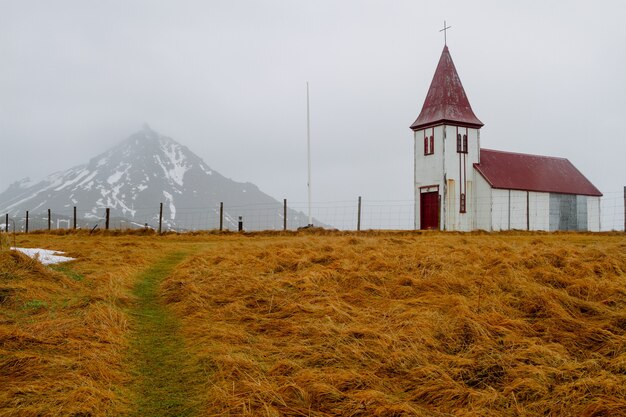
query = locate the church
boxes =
[411,44,602,231]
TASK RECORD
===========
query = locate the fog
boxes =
[1,0,625,229]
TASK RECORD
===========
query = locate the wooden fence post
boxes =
[158,203,163,234]
[48,209,51,231]
[283,199,287,231]
[25,211,29,233]
[219,202,223,231]
[238,216,243,232]
[623,186,626,232]
[73,206,77,230]
[105,208,110,230]
[357,196,362,231]
[4,213,8,233]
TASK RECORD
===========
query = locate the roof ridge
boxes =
[481,148,569,161]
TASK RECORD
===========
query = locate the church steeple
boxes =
[410,45,483,131]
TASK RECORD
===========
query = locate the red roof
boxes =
[474,149,602,196]
[410,45,483,130]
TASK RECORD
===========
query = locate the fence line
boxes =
[1,192,625,233]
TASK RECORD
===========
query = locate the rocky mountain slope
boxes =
[0,126,318,231]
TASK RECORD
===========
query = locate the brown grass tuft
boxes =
[162,232,626,416]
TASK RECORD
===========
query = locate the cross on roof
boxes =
[439,20,452,45]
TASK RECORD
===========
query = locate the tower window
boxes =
[424,135,434,155]
[457,133,468,153]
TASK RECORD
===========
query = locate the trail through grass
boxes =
[128,251,201,417]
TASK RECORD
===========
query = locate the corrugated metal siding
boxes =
[577,195,588,231]
[549,193,589,231]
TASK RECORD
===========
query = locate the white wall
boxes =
[587,196,601,231]
[529,192,550,231]
[491,189,508,231]
[414,125,445,229]
[414,124,482,231]
[474,171,492,230]
[442,125,480,231]
[509,190,528,230]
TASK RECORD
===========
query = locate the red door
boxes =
[420,192,439,230]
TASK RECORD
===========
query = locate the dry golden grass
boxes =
[0,231,187,416]
[2,231,625,416]
[161,232,626,416]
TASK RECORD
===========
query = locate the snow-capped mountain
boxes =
[0,125,319,231]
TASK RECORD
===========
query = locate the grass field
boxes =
[1,230,625,416]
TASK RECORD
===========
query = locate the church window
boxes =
[460,193,466,213]
[457,133,468,153]
[424,135,434,155]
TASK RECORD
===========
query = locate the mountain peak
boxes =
[0,128,318,230]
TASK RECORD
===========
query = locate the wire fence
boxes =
[1,192,624,233]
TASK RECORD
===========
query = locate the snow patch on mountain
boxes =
[160,140,190,186]
[163,190,176,219]
[107,170,124,185]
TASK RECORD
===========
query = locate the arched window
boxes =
[458,133,468,153]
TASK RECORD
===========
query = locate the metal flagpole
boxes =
[306,82,313,227]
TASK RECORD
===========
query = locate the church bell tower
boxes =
[410,44,483,231]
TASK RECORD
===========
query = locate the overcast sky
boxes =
[1,0,625,229]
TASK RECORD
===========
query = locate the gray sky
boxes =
[1,0,625,228]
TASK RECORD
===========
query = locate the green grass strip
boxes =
[128,252,200,417]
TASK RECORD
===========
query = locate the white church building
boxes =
[411,45,602,231]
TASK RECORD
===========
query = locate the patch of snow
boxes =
[163,190,176,220]
[77,170,99,187]
[12,247,75,265]
[160,141,190,186]
[54,169,90,191]
[96,157,108,167]
[137,184,148,192]
[107,170,124,185]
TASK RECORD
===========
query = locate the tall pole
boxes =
[623,186,626,232]
[307,82,313,227]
